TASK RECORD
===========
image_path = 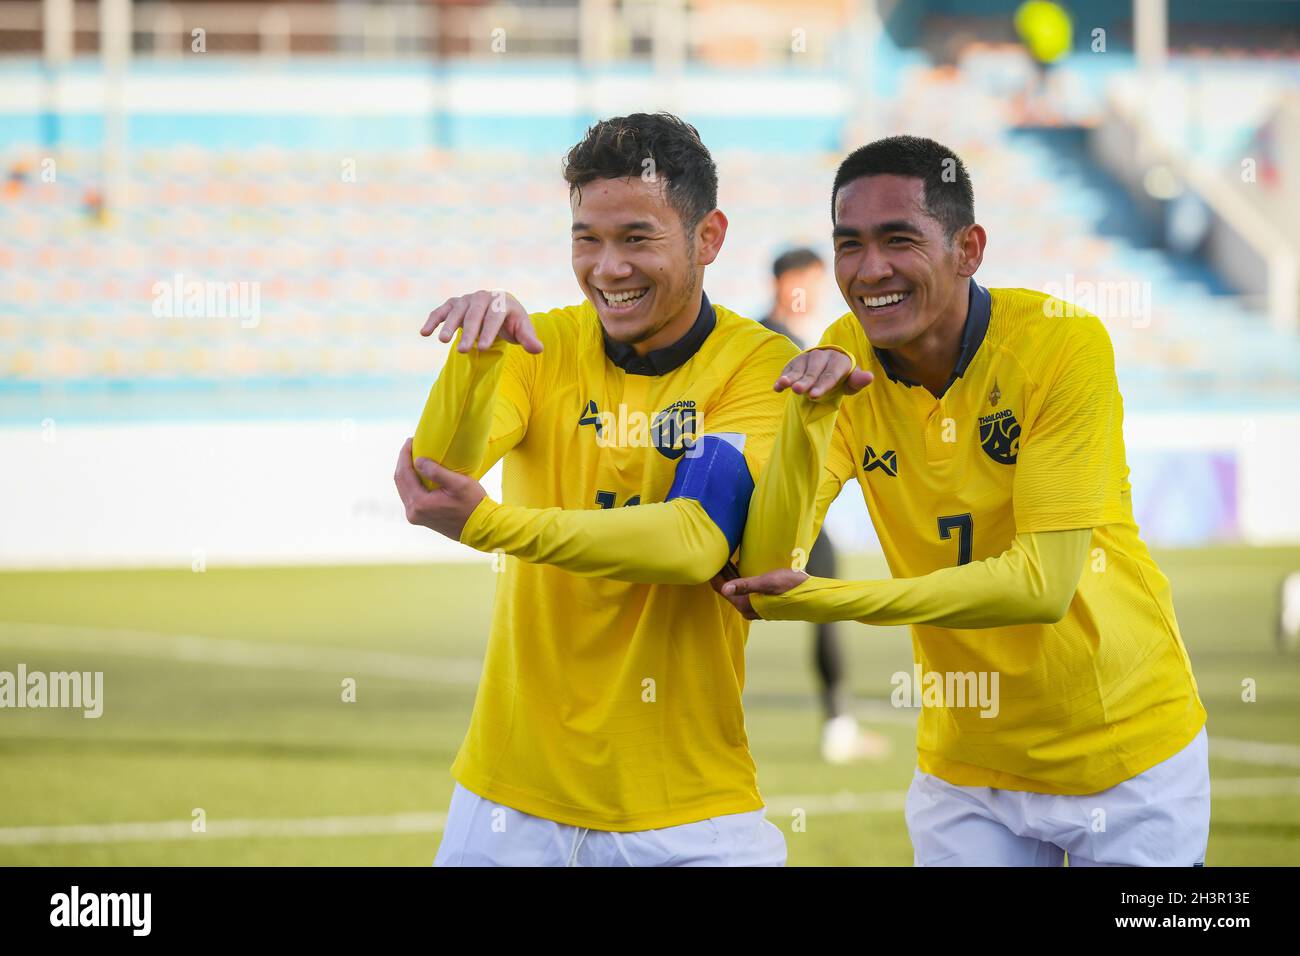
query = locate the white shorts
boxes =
[905,726,1210,866]
[434,783,787,867]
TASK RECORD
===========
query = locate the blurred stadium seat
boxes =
[1,0,1298,551]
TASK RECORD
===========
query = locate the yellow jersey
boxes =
[765,283,1206,794]
[414,295,798,829]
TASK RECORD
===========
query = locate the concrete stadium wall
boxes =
[2,413,1297,570]
[0,419,492,570]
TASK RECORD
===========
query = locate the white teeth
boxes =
[862,292,908,308]
[603,289,648,305]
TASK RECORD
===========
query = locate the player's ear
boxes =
[955,223,987,277]
[694,208,728,266]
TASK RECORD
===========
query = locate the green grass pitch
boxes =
[1,546,1298,866]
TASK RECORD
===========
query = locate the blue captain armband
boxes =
[664,433,754,554]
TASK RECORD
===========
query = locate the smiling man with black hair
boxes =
[723,135,1209,867]
[394,112,796,866]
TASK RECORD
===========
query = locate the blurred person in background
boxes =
[760,248,891,764]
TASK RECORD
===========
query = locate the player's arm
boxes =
[730,311,1122,629]
[734,528,1091,627]
[454,440,745,585]
[410,290,543,486]
[736,345,868,579]
[455,335,799,585]
[401,336,798,585]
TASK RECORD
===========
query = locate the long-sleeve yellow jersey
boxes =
[741,283,1206,795]
[413,294,798,830]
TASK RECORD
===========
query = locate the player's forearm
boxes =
[411,335,508,488]
[752,529,1092,628]
[737,348,851,578]
[460,496,731,585]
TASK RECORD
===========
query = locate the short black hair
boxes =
[831,135,975,239]
[563,112,718,231]
[772,247,825,278]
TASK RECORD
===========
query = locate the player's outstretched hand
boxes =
[718,568,809,620]
[774,348,872,399]
[394,438,487,541]
[421,290,544,355]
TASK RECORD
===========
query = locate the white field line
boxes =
[1211,776,1300,796]
[2,622,1299,846]
[0,621,482,684]
[4,779,1299,847]
[1210,737,1300,769]
[11,624,1293,760]
[0,812,447,846]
